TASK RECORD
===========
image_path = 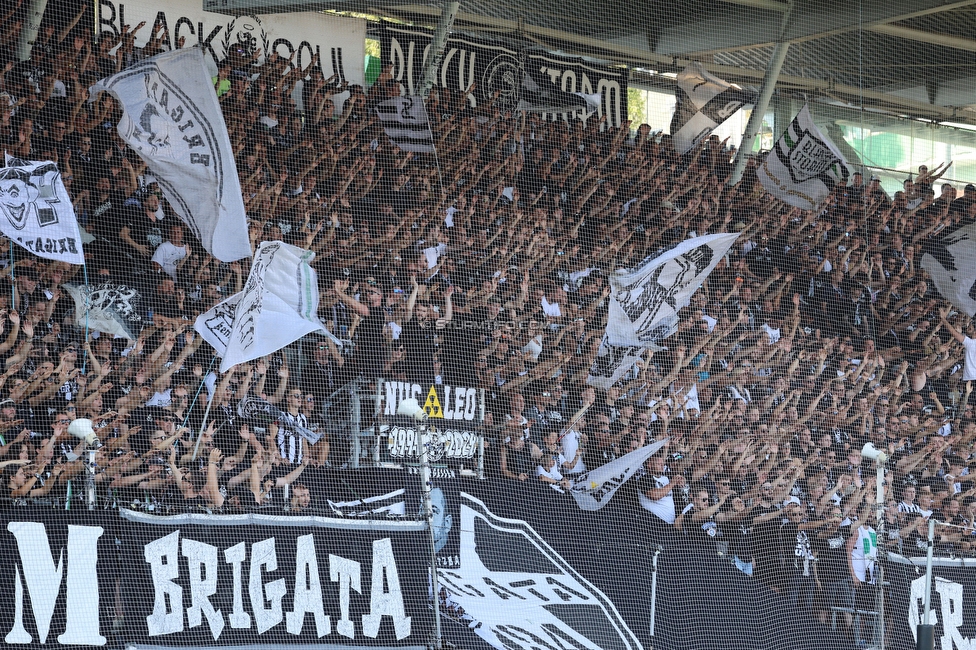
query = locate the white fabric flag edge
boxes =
[569,439,670,511]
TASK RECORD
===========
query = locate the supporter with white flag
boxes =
[670,63,752,156]
[0,159,84,265]
[89,46,251,262]
[570,439,669,511]
[607,233,739,349]
[757,104,850,211]
[195,241,339,372]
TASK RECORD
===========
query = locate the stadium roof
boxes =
[207,0,976,125]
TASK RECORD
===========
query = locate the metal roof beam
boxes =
[672,0,976,56]
[867,23,976,52]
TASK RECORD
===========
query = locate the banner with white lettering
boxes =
[90,47,251,262]
[0,159,84,265]
[0,511,117,647]
[382,380,484,462]
[607,233,739,349]
[97,0,365,85]
[887,552,976,650]
[119,509,428,646]
[380,24,628,128]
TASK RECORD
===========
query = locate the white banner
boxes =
[97,0,365,85]
[570,439,669,511]
[757,104,849,211]
[0,159,84,265]
[195,241,335,371]
[90,47,251,263]
[607,233,739,348]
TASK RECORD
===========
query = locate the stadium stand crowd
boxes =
[2,1,976,630]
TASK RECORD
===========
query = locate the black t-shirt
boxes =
[125,206,166,257]
[811,526,850,584]
[353,311,386,380]
[400,318,436,384]
[89,190,130,244]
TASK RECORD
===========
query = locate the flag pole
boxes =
[728,0,795,186]
[191,359,219,462]
[418,2,460,100]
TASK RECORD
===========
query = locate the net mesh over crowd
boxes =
[2,1,976,649]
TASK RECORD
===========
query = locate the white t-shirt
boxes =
[559,429,586,475]
[151,241,188,280]
[963,337,976,381]
[639,475,677,523]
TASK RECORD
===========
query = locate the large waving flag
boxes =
[606,233,739,349]
[670,62,752,155]
[195,241,338,372]
[89,47,251,262]
[921,222,976,317]
[757,104,850,211]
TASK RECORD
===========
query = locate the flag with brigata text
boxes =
[89,46,252,262]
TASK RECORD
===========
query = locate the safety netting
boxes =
[2,1,976,649]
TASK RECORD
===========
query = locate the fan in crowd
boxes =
[2,5,976,631]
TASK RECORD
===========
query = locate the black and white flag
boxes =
[585,334,645,390]
[670,62,752,156]
[89,47,252,262]
[375,96,435,153]
[607,233,739,349]
[0,158,84,265]
[517,65,601,116]
[195,241,338,372]
[757,104,850,211]
[326,488,407,518]
[921,222,976,317]
[62,283,144,339]
[570,439,669,511]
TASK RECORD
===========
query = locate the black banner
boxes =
[119,511,429,647]
[0,509,119,647]
[380,24,629,128]
[1,470,950,650]
[888,554,976,650]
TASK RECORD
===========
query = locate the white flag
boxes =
[585,335,645,390]
[375,96,435,153]
[607,233,739,348]
[195,241,337,371]
[921,222,976,317]
[62,282,145,339]
[89,47,251,262]
[0,158,84,265]
[670,63,752,156]
[757,104,849,211]
[569,439,669,511]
